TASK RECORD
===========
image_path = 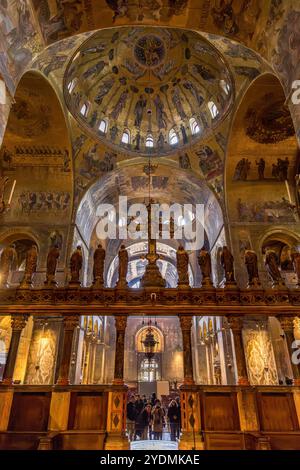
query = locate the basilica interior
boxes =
[1,0,300,452]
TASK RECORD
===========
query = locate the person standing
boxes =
[168,399,179,441]
[175,396,181,440]
[136,404,152,440]
[152,403,164,440]
[126,396,137,442]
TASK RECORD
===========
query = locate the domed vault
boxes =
[64,27,233,156]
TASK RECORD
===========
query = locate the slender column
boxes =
[88,337,97,384]
[56,315,80,386]
[226,315,249,386]
[1,314,28,385]
[179,315,195,385]
[113,315,127,385]
[82,335,92,384]
[278,315,300,386]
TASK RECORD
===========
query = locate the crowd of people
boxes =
[126,393,181,442]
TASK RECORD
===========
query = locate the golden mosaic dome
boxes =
[64,27,233,156]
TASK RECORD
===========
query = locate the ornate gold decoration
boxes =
[11,314,29,331]
[62,315,80,331]
[245,96,295,144]
[243,323,278,385]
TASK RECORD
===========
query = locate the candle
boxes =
[8,179,16,205]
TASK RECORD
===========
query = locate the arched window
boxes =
[208,101,219,119]
[67,78,77,94]
[99,119,108,133]
[139,357,161,382]
[121,130,130,144]
[220,79,230,95]
[169,128,178,146]
[80,102,89,117]
[145,134,154,148]
[189,117,200,135]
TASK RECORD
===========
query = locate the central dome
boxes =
[64,27,233,156]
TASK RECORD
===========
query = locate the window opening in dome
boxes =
[121,130,130,144]
[169,128,178,146]
[190,117,200,135]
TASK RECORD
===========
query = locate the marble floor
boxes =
[130,430,178,450]
[131,440,178,450]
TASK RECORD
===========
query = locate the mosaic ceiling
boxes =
[64,27,233,156]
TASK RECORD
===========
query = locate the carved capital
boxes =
[11,314,29,331]
[114,315,127,331]
[179,315,193,331]
[62,314,80,331]
[226,315,244,332]
[277,315,295,332]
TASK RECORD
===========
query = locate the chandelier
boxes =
[141,324,159,359]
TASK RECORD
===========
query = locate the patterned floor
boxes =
[131,440,178,450]
[130,429,179,450]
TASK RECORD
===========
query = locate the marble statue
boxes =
[70,245,83,284]
[45,245,60,286]
[0,244,17,287]
[21,244,38,287]
[220,246,235,284]
[264,249,283,286]
[244,249,260,286]
[93,243,106,287]
[176,245,189,287]
[117,244,128,288]
[198,248,212,286]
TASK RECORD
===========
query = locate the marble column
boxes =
[226,315,249,386]
[56,315,80,386]
[179,315,195,385]
[278,315,300,386]
[1,314,28,385]
[113,315,127,385]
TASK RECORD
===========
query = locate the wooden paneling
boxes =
[53,431,106,450]
[204,432,245,450]
[0,432,45,450]
[257,393,299,432]
[68,392,108,430]
[267,433,300,450]
[8,392,51,432]
[202,392,240,431]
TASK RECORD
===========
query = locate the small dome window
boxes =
[146,134,154,148]
[220,80,230,95]
[169,128,178,146]
[99,119,108,133]
[189,117,200,135]
[121,130,130,144]
[80,102,89,117]
[208,101,219,119]
[67,78,77,94]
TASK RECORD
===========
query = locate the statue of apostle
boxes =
[198,247,212,286]
[93,243,105,287]
[220,246,235,284]
[264,249,284,287]
[21,244,38,287]
[176,245,189,287]
[117,244,128,288]
[45,244,60,286]
[244,249,260,287]
[70,245,83,285]
[0,244,17,287]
